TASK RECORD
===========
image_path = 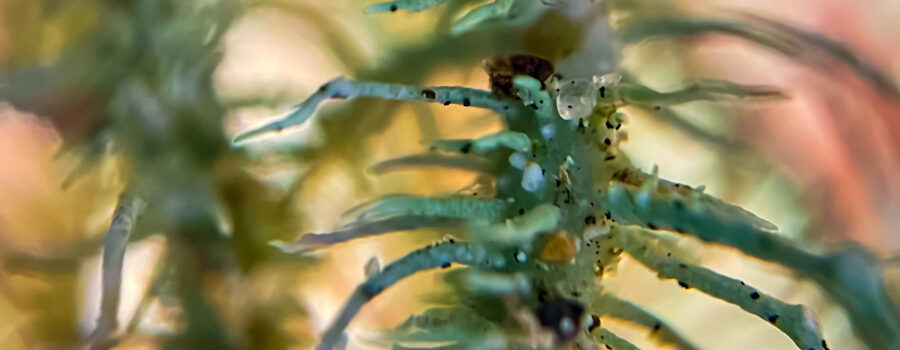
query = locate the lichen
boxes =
[238,52,878,348]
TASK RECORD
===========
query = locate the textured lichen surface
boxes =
[233,52,884,348]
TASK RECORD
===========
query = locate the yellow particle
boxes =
[540,230,577,264]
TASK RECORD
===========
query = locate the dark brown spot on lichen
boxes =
[750,291,760,300]
[421,89,436,100]
[678,281,689,289]
[389,4,398,12]
[462,97,471,106]
[460,143,472,154]
[768,315,779,324]
[589,315,601,331]
[485,54,554,98]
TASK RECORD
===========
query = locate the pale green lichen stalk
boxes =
[235,68,849,349]
[231,2,900,349]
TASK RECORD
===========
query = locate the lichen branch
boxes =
[591,293,700,350]
[605,226,826,350]
[87,193,146,349]
[232,77,511,143]
[317,241,518,349]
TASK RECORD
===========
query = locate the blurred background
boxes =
[0,0,898,349]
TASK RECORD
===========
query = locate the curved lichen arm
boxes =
[431,131,532,153]
[450,0,515,35]
[611,80,785,107]
[232,77,510,143]
[370,153,499,175]
[605,167,777,231]
[343,194,509,224]
[616,18,795,54]
[591,294,700,350]
[591,327,642,350]
[365,0,453,13]
[618,16,900,102]
[317,241,516,349]
[270,215,465,253]
[380,306,499,348]
[605,171,900,348]
[605,226,826,350]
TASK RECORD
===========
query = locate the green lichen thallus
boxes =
[240,55,834,350]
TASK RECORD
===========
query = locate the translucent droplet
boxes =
[556,79,597,120]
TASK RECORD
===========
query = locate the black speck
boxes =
[615,123,621,130]
[568,105,573,109]
[448,238,455,243]
[539,100,544,104]
[605,345,612,349]
[652,323,661,332]
[421,89,436,100]
[443,101,451,106]
[768,315,779,324]
[678,281,690,289]
[519,208,525,215]
[653,105,661,110]
[604,155,616,161]
[389,4,398,12]
[599,86,606,98]
[647,222,658,230]
[585,215,597,225]
[750,291,760,300]
[603,138,611,145]
[605,121,614,129]
[462,97,471,106]
[441,262,451,269]
[460,143,472,154]
[604,211,611,219]
[678,263,687,268]
[529,103,539,110]
[503,105,509,110]
[822,340,830,350]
